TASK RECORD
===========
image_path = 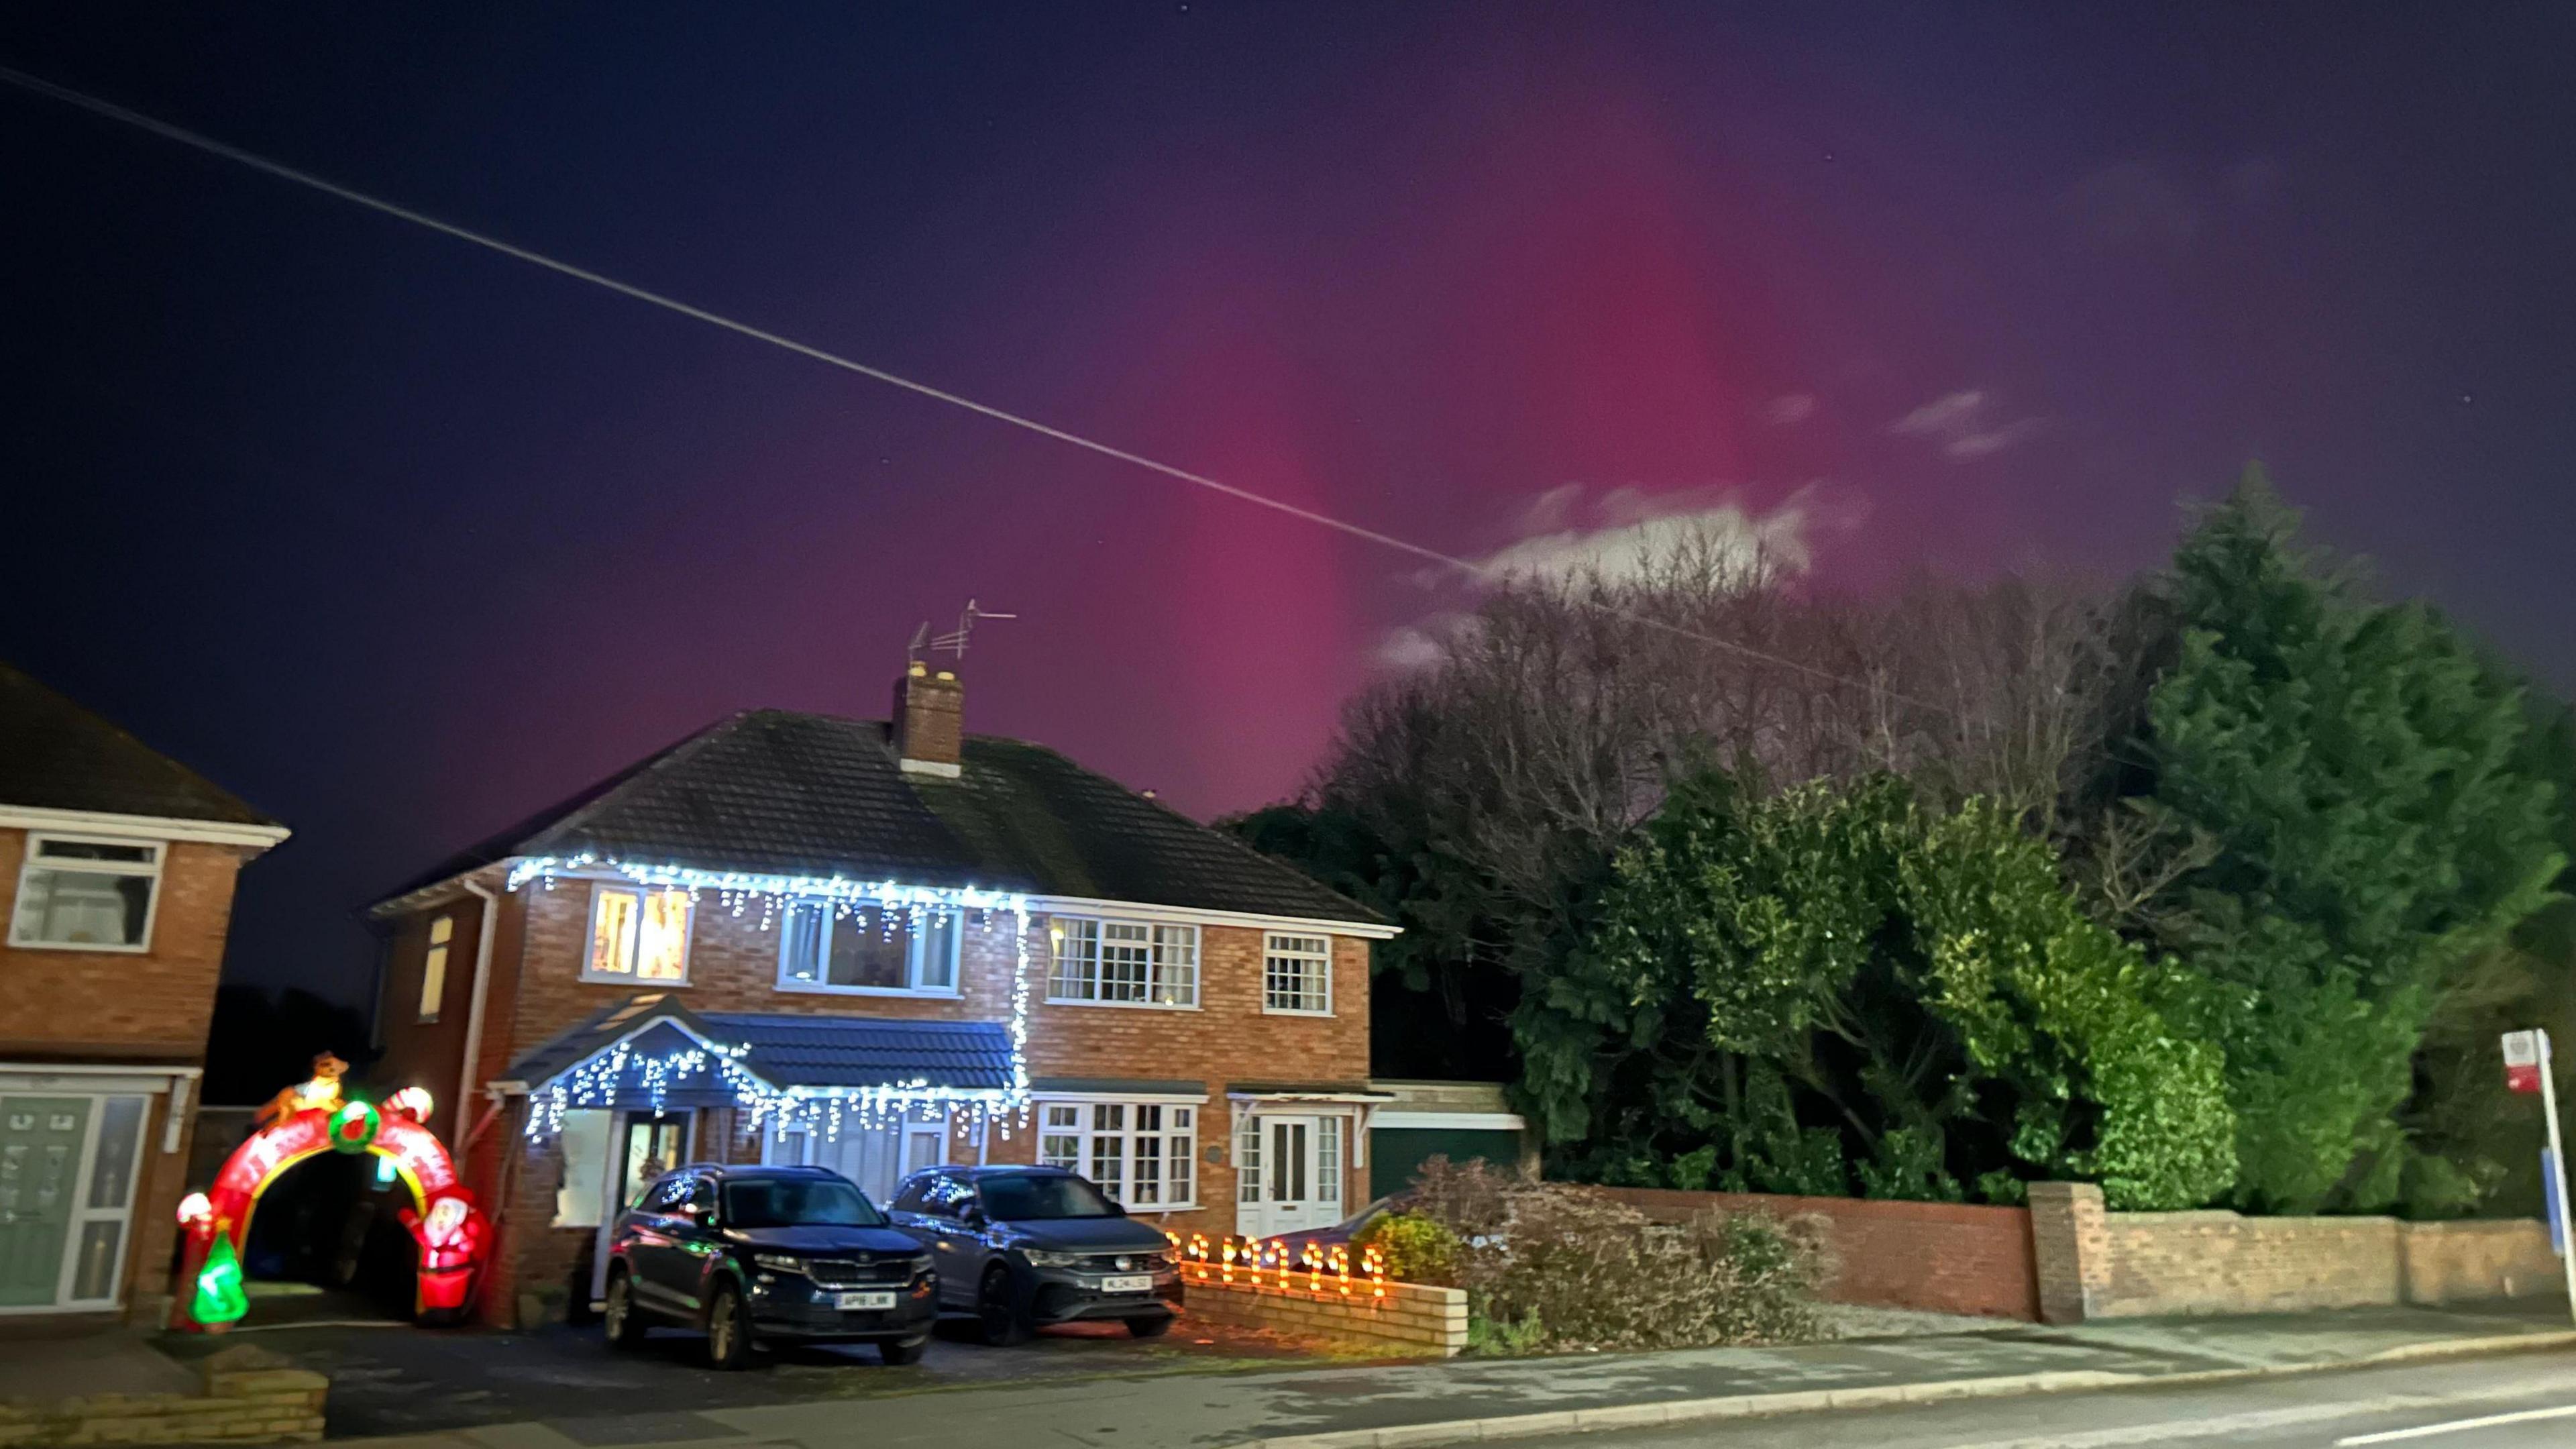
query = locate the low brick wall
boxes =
[2030,1181,2565,1322]
[1600,1187,2041,1321]
[2402,1219,2563,1304]
[0,1346,325,1448]
[1182,1276,1468,1355]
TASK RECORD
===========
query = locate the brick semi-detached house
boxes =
[0,662,289,1325]
[368,662,1415,1326]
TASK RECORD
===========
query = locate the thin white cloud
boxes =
[1890,388,2044,461]
[1765,392,1817,425]
[1373,623,1452,670]
[1945,419,2045,459]
[1890,390,1986,436]
[1466,486,1810,586]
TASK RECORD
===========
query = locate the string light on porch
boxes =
[506,855,1042,1142]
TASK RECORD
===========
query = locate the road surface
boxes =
[1508,1350,2576,1448]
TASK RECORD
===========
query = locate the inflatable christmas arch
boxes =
[174,1075,489,1329]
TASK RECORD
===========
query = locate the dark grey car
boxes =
[888,1165,1183,1343]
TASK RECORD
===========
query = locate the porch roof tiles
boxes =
[500,994,1016,1095]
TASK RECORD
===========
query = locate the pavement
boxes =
[178,1298,2576,1449]
[1497,1352,2576,1448]
[0,1328,197,1405]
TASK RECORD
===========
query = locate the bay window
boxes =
[1047,917,1198,1007]
[1037,1101,1196,1208]
[776,902,961,994]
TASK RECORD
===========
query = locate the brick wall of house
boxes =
[396,877,1376,1322]
[0,832,250,1063]
[367,894,490,1144]
[1,828,250,1324]
[1603,1187,2043,1321]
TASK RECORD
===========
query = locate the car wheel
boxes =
[975,1265,1030,1346]
[878,1333,930,1366]
[603,1268,646,1350]
[1126,1313,1175,1339]
[704,1283,754,1370]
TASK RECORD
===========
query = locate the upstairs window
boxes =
[584,886,692,983]
[1047,918,1197,1007]
[10,835,162,951]
[1263,933,1334,1014]
[776,903,961,994]
[418,914,453,1020]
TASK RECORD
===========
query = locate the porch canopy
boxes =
[499,992,1017,1119]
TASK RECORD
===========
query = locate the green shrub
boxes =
[1356,1211,1464,1287]
[1407,1159,1830,1353]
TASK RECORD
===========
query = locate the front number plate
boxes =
[835,1291,897,1311]
[1100,1274,1154,1293]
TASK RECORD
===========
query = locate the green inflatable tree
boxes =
[192,1232,249,1326]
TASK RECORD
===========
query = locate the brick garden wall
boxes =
[0,1345,325,1448]
[1180,1275,1467,1356]
[2029,1182,2564,1321]
[1601,1187,2041,1320]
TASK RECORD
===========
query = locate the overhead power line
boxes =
[0,64,1939,711]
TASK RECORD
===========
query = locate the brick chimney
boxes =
[892,660,964,777]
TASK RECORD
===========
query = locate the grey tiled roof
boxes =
[378,708,1377,925]
[502,994,1016,1093]
[0,661,278,826]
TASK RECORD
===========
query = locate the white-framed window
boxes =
[583,886,692,983]
[1037,1101,1196,1208]
[1047,917,1198,1007]
[419,914,453,1021]
[9,835,163,953]
[1263,932,1334,1015]
[1316,1115,1342,1206]
[1236,1112,1261,1205]
[775,903,961,994]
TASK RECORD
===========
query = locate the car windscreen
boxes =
[977,1173,1119,1220]
[722,1177,885,1228]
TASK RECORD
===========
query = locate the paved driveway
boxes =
[160,1305,1339,1440]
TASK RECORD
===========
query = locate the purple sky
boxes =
[4,4,2572,1002]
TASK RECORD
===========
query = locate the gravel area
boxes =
[1819,1303,2024,1338]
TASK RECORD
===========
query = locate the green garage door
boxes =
[1369,1126,1521,1199]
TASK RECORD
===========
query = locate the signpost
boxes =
[2502,1028,2576,1322]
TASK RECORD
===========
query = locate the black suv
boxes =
[603,1164,936,1368]
[888,1165,1182,1344]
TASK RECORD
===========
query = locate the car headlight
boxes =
[1019,1248,1087,1268]
[752,1253,808,1275]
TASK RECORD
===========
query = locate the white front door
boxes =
[1236,1113,1344,1239]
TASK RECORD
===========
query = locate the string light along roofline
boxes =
[503,853,1030,916]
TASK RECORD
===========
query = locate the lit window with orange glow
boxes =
[584,886,692,983]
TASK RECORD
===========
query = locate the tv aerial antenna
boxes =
[917,599,1016,665]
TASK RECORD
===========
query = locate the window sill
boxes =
[1120,1202,1203,1215]
[1042,996,1203,1012]
[1260,1006,1336,1018]
[775,982,963,1000]
[7,937,152,955]
[578,972,692,987]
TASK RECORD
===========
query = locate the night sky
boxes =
[4,5,2572,1009]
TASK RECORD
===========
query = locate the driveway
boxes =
[158,1295,1345,1440]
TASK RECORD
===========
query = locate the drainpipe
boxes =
[456,874,502,1146]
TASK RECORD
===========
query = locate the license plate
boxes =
[835,1291,897,1311]
[1099,1274,1153,1293]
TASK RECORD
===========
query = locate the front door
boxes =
[0,1098,90,1307]
[1237,1113,1344,1239]
[590,1114,690,1303]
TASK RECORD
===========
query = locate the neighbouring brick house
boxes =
[368,662,1395,1324]
[0,662,290,1325]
